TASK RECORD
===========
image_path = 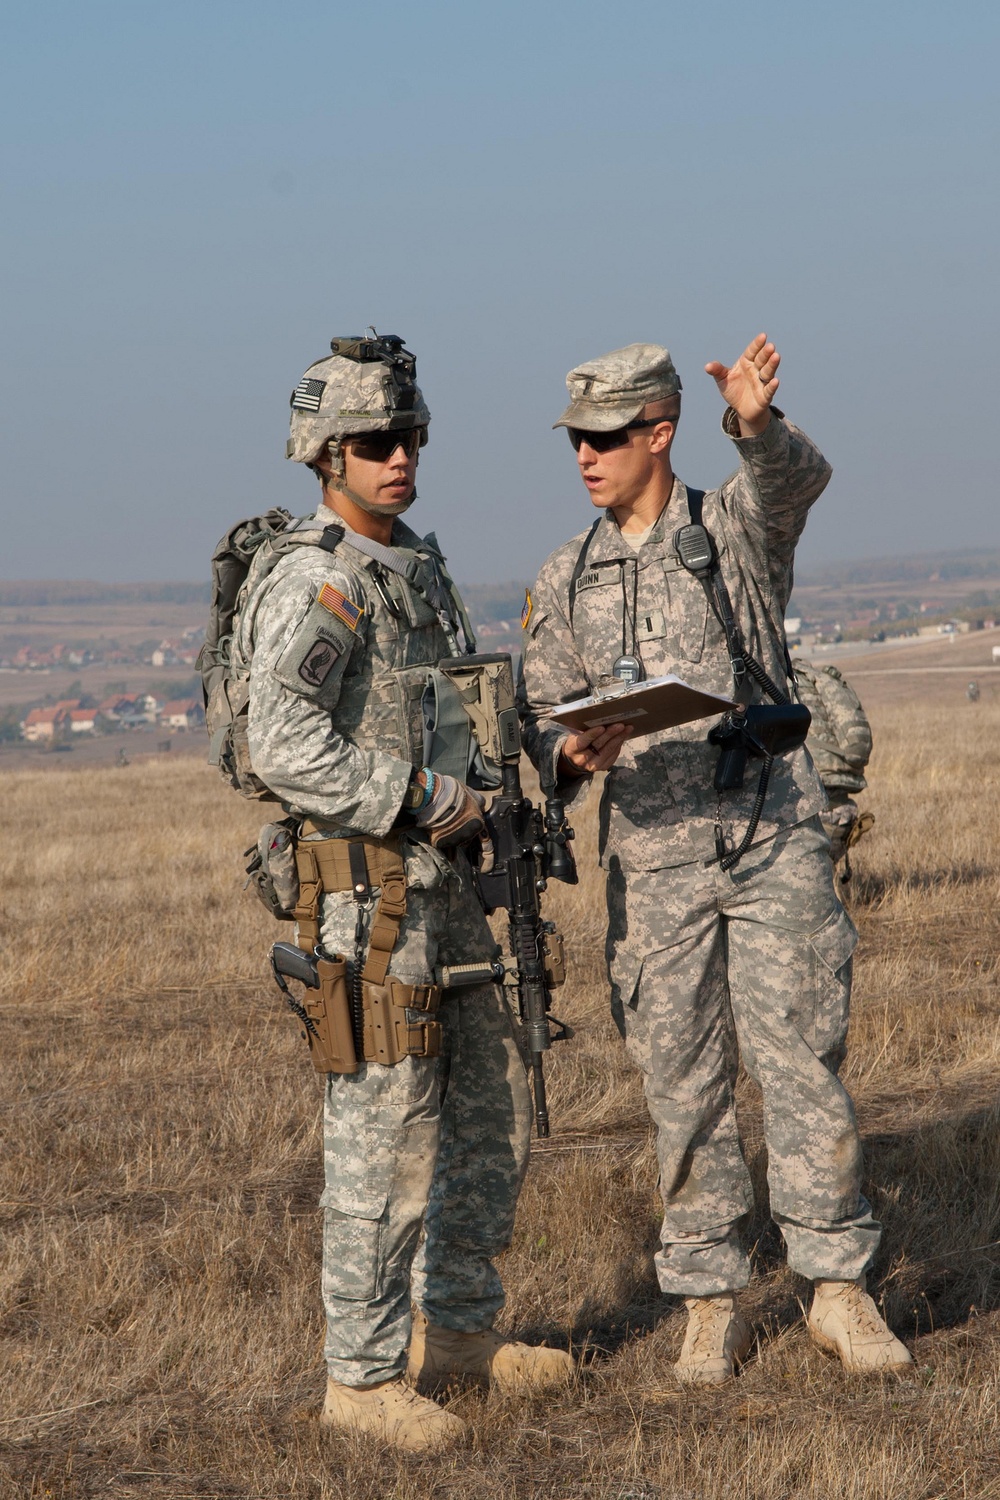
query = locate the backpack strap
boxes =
[335,527,476,655]
[569,494,705,628]
[567,518,602,627]
[685,487,706,525]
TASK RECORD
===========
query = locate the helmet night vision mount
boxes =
[329,330,419,412]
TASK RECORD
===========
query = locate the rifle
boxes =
[449,653,577,1138]
[471,768,576,1137]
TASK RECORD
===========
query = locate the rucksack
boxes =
[791,658,872,794]
[197,508,339,799]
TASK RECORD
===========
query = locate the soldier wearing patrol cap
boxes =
[239,333,572,1453]
[518,335,913,1381]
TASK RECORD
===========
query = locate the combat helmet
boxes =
[287,330,430,480]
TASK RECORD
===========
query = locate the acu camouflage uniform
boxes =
[520,377,880,1295]
[240,499,532,1386]
[792,659,873,867]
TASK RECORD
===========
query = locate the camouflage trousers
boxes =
[606,816,880,1295]
[315,845,533,1387]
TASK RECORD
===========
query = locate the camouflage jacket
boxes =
[241,500,459,841]
[519,411,832,871]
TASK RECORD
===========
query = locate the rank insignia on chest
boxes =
[318,583,364,632]
[520,589,533,630]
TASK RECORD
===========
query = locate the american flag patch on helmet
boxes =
[318,582,364,632]
[290,377,326,412]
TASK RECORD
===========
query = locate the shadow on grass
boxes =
[852,861,994,906]
[565,1088,1000,1365]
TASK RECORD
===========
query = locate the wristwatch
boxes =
[402,767,428,811]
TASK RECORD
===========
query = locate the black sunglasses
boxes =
[347,426,428,462]
[567,416,671,453]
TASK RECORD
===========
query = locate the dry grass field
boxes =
[1,665,999,1499]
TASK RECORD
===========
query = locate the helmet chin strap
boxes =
[321,474,417,518]
[315,437,417,518]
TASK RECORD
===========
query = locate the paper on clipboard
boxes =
[549,674,733,739]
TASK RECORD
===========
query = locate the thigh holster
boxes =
[291,826,441,1070]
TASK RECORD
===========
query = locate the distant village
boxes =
[0,624,203,676]
[20,693,204,743]
[2,626,206,744]
[4,587,997,748]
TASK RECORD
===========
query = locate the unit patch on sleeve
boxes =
[520,589,533,630]
[318,582,364,632]
[290,377,326,412]
[298,638,342,688]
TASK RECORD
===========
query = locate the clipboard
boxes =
[549,673,733,739]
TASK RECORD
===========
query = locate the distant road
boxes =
[845,666,1000,675]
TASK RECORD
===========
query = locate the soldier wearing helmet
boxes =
[239,333,572,1453]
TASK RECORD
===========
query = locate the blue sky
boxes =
[2,0,996,584]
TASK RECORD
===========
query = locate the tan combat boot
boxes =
[408,1308,575,1393]
[320,1376,468,1453]
[807,1279,913,1372]
[675,1294,753,1385]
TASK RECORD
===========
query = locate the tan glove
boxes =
[415,772,487,849]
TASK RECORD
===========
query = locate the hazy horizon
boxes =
[4,535,1000,600]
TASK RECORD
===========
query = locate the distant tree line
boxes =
[0,582,211,606]
[0,578,526,619]
[796,549,1000,588]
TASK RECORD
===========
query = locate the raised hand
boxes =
[704,333,780,436]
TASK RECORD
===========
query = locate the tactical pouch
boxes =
[245,818,301,919]
[543,929,566,989]
[362,976,442,1064]
[303,952,359,1074]
[431,654,522,790]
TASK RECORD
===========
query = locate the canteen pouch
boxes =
[244,818,300,919]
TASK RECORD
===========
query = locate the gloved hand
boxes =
[415,772,488,849]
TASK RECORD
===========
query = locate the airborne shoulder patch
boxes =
[298,638,341,688]
[520,589,533,630]
[318,582,364,632]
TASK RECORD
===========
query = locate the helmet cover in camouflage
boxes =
[287,348,431,466]
[554,343,682,432]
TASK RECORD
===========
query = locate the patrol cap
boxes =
[553,343,682,431]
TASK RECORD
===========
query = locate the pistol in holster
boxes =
[270,826,442,1074]
[271,941,442,1074]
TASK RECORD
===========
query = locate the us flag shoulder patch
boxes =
[520,589,533,630]
[290,377,326,412]
[318,582,364,632]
